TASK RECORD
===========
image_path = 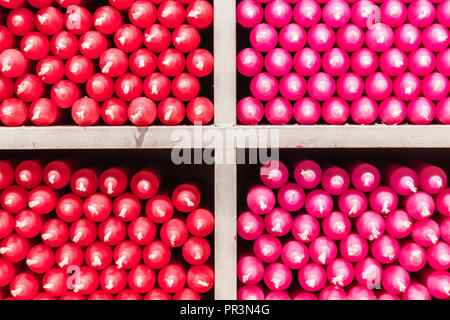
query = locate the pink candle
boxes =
[292,214,320,243]
[385,210,413,239]
[369,186,398,215]
[355,257,382,288]
[321,166,350,196]
[412,219,440,247]
[326,258,354,287]
[349,162,380,193]
[237,211,264,241]
[293,160,322,189]
[277,183,305,212]
[237,255,264,285]
[264,208,293,237]
[356,211,386,241]
[371,235,400,264]
[338,189,367,218]
[305,189,333,218]
[340,234,369,262]
[322,211,351,240]
[281,240,309,270]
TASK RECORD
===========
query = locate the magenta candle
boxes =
[336,73,364,101]
[408,0,436,28]
[351,0,380,28]
[394,24,421,52]
[340,233,368,263]
[338,189,367,218]
[356,211,386,241]
[380,0,407,27]
[305,189,333,218]
[264,208,293,237]
[307,72,335,101]
[321,166,350,196]
[298,263,326,292]
[437,49,450,76]
[440,217,450,243]
[237,211,264,241]
[293,48,321,76]
[436,188,450,216]
[415,162,447,195]
[260,160,289,189]
[370,186,398,215]
[382,265,410,295]
[250,73,278,102]
[322,211,351,240]
[322,48,350,77]
[350,48,378,76]
[380,48,408,77]
[253,234,281,263]
[250,23,278,53]
[412,219,440,247]
[281,240,309,270]
[292,214,320,243]
[307,23,335,52]
[355,257,382,288]
[279,73,306,101]
[423,271,450,299]
[247,185,276,215]
[398,242,427,272]
[293,0,321,28]
[265,97,293,125]
[422,72,449,101]
[309,236,337,266]
[293,98,321,125]
[265,48,293,77]
[237,48,264,77]
[294,159,322,189]
[405,191,435,220]
[407,97,435,125]
[237,97,265,125]
[326,258,354,288]
[322,97,350,125]
[402,282,431,300]
[277,183,305,212]
[385,164,419,196]
[437,0,450,27]
[237,0,263,28]
[365,72,392,101]
[365,23,394,52]
[264,0,292,28]
[279,24,306,52]
[427,242,450,271]
[322,0,351,28]
[379,97,407,125]
[350,97,378,125]
[371,235,400,264]
[409,48,436,77]
[264,262,292,291]
[394,72,422,101]
[385,210,413,239]
[336,24,364,52]
[347,285,377,300]
[237,255,264,285]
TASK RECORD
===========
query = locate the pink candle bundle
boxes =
[0,158,214,300]
[238,158,450,300]
[237,0,450,125]
[0,0,214,126]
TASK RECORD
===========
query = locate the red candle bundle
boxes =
[0,157,214,300]
[238,158,450,300]
[237,0,450,125]
[0,0,214,126]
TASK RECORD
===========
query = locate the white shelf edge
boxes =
[1,125,450,149]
